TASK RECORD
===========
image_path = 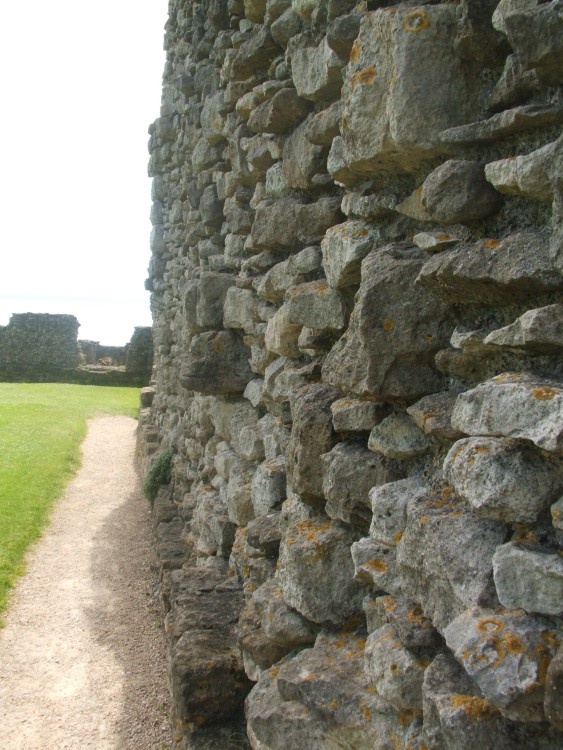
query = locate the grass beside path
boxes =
[0,383,140,623]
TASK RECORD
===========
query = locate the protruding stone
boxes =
[251,457,287,516]
[331,397,391,433]
[180,330,253,395]
[351,537,401,596]
[493,542,563,616]
[252,579,319,648]
[321,220,377,288]
[247,88,311,134]
[370,478,426,548]
[185,272,236,332]
[264,304,302,358]
[412,231,460,254]
[407,392,466,440]
[368,412,436,459]
[484,305,563,352]
[290,38,344,102]
[485,140,558,203]
[284,280,347,332]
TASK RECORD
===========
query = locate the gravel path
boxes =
[0,415,173,750]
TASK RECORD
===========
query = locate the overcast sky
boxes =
[0,0,169,345]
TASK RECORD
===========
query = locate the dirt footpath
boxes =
[0,415,173,750]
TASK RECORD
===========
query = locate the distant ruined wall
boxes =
[0,313,80,370]
[140,1,563,748]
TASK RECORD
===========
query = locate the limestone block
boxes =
[150,225,165,254]
[264,162,289,199]
[264,304,302,358]
[180,330,253,395]
[255,245,322,303]
[223,286,260,332]
[368,413,435,459]
[246,513,282,558]
[374,595,442,651]
[493,0,563,85]
[286,383,340,501]
[282,117,326,189]
[259,413,291,460]
[284,280,347,332]
[370,478,426,548]
[270,6,302,47]
[397,487,506,632]
[322,441,403,529]
[330,5,478,184]
[321,220,376,288]
[237,424,265,462]
[215,441,239,480]
[545,643,563,730]
[483,304,563,352]
[412,232,459,254]
[229,526,278,594]
[485,141,557,203]
[244,0,266,23]
[251,457,287,516]
[421,652,560,750]
[296,197,343,246]
[493,542,563,615]
[227,28,280,81]
[322,243,453,400]
[444,607,561,722]
[226,460,255,526]
[440,103,563,145]
[407,392,466,440]
[191,485,236,559]
[421,160,503,224]
[327,11,362,59]
[277,516,366,624]
[451,373,563,454]
[200,91,228,144]
[306,100,342,146]
[351,537,401,596]
[443,437,563,523]
[365,624,428,710]
[252,579,318,647]
[184,272,236,332]
[331,397,391,433]
[247,87,310,134]
[251,197,302,250]
[552,497,563,531]
[290,38,344,102]
[416,233,563,306]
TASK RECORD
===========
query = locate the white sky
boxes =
[0,0,169,345]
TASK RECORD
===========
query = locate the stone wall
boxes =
[140,1,563,748]
[0,313,80,370]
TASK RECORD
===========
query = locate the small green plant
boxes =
[144,447,173,504]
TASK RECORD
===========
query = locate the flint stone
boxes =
[397,487,506,632]
[451,373,563,454]
[493,542,563,615]
[485,140,558,203]
[251,457,287,516]
[323,243,453,400]
[180,330,253,394]
[330,5,478,183]
[484,305,563,352]
[278,516,366,624]
[286,383,340,501]
[264,304,302,358]
[290,38,344,102]
[351,537,401,596]
[440,103,563,145]
[255,245,322,303]
[284,280,347,332]
[247,87,310,134]
[444,606,561,722]
[331,397,391,433]
[370,478,427,548]
[416,232,563,306]
[184,272,236,332]
[282,117,326,189]
[421,160,503,224]
[323,441,403,529]
[321,220,377,288]
[407,392,465,440]
[252,579,318,647]
[368,413,435,459]
[365,624,428,710]
[444,437,562,523]
[422,652,561,750]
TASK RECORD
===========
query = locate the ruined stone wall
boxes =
[0,313,80,370]
[141,1,563,748]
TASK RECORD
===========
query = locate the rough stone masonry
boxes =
[138,1,563,748]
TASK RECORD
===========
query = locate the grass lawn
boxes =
[0,383,140,623]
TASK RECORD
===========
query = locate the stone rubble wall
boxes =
[0,313,80,369]
[140,1,563,748]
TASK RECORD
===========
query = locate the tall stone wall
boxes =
[0,313,80,370]
[140,1,563,748]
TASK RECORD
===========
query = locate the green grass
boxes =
[0,383,140,623]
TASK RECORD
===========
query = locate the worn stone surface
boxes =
[451,373,563,454]
[484,304,563,352]
[368,412,435,459]
[321,220,376,288]
[493,542,563,616]
[443,436,563,523]
[331,397,391,434]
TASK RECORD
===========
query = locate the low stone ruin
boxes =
[138,1,563,748]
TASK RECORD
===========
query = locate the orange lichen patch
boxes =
[416,657,432,669]
[397,708,421,727]
[350,39,361,63]
[441,485,454,501]
[437,233,452,241]
[532,386,560,400]
[383,319,395,331]
[380,596,398,613]
[419,514,430,527]
[484,239,499,249]
[359,702,373,721]
[402,9,430,32]
[423,334,434,343]
[536,631,560,682]
[287,280,330,297]
[330,698,338,710]
[390,663,399,673]
[503,632,525,655]
[304,671,317,681]
[393,530,404,544]
[477,617,505,634]
[450,694,498,720]
[407,605,429,626]
[351,65,378,90]
[268,666,281,679]
[366,558,389,573]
